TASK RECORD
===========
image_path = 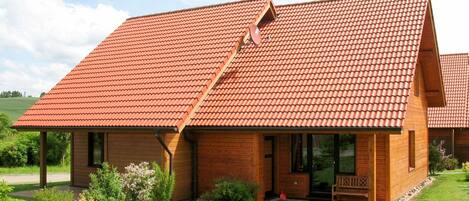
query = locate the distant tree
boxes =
[11,91,22,97]
[40,92,46,97]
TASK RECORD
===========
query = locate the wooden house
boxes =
[13,0,446,200]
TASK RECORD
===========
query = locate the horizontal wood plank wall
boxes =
[107,132,163,171]
[195,132,263,201]
[455,130,469,163]
[277,135,309,198]
[72,132,96,187]
[390,62,429,200]
[356,134,388,201]
[165,133,192,201]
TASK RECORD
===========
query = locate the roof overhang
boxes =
[419,1,446,107]
[185,126,402,135]
[11,126,178,133]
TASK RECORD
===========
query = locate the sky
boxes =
[0,0,468,97]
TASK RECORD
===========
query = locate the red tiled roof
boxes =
[428,54,469,128]
[14,0,270,129]
[190,0,430,128]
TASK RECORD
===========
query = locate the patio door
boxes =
[308,134,356,197]
[310,135,335,193]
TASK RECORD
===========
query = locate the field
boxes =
[0,97,38,122]
[413,170,469,201]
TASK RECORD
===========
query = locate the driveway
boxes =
[0,173,70,185]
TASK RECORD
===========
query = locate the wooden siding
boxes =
[165,133,192,201]
[429,128,469,163]
[72,131,191,201]
[389,62,429,200]
[72,132,96,187]
[455,130,469,162]
[195,132,263,201]
[276,135,309,198]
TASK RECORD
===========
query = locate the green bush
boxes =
[17,132,40,165]
[150,163,175,201]
[0,180,13,200]
[429,143,443,175]
[0,113,14,139]
[81,163,126,201]
[33,188,74,201]
[46,132,70,165]
[0,144,27,167]
[442,157,459,170]
[199,179,258,201]
[463,162,469,181]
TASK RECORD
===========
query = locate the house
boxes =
[428,53,469,163]
[13,0,446,201]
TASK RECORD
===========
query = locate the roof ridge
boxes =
[440,53,469,56]
[277,0,334,8]
[127,0,257,20]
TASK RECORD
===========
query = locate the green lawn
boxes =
[0,165,70,175]
[0,97,38,122]
[413,170,469,201]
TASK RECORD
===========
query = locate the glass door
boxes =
[310,135,335,192]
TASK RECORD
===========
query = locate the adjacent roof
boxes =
[14,0,271,129]
[14,0,445,131]
[190,0,440,128]
[428,54,469,128]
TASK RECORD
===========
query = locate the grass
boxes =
[8,181,71,201]
[413,169,469,201]
[0,97,38,122]
[0,165,70,175]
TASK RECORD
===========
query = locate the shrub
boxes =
[122,162,155,201]
[463,162,469,181]
[81,163,126,201]
[199,179,258,201]
[46,132,71,165]
[33,188,74,201]
[0,143,27,167]
[150,163,175,201]
[429,143,443,174]
[17,132,40,165]
[441,157,459,170]
[0,180,13,201]
[0,113,15,139]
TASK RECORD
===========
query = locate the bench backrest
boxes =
[335,176,369,189]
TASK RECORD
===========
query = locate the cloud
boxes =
[0,0,129,96]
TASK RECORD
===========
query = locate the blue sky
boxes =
[0,0,468,96]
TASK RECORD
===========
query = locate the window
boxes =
[409,131,416,170]
[88,132,105,167]
[338,135,356,174]
[291,134,308,172]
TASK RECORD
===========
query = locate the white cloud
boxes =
[0,0,129,96]
[429,0,469,54]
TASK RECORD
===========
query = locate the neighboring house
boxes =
[428,53,469,163]
[13,0,446,201]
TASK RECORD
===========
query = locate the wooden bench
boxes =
[332,176,369,201]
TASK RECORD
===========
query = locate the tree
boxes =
[0,113,13,138]
[40,92,46,97]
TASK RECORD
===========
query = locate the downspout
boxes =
[183,131,198,200]
[155,130,173,175]
[451,128,455,156]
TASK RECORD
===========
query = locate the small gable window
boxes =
[408,131,416,171]
[291,134,308,172]
[88,132,105,167]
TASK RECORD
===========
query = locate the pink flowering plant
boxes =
[122,162,155,201]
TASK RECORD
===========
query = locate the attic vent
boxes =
[249,24,261,45]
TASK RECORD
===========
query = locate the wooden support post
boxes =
[70,133,74,186]
[368,134,376,201]
[40,131,47,188]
